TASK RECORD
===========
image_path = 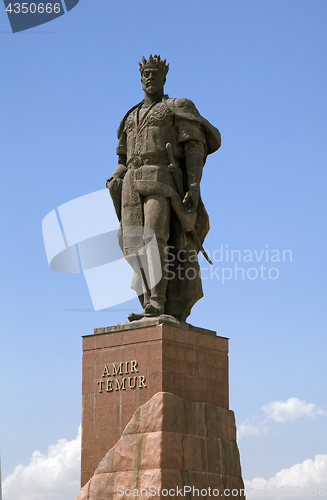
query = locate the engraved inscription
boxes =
[97,360,146,393]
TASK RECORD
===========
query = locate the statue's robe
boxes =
[112,95,221,321]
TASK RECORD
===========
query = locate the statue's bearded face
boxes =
[141,67,166,94]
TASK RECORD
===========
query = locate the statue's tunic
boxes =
[118,99,206,166]
[115,95,220,321]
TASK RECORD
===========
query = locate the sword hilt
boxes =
[166,143,178,169]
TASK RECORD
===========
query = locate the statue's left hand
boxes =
[183,187,199,213]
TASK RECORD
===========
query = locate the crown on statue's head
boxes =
[139,54,169,76]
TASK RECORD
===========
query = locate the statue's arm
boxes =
[176,117,206,213]
[183,139,205,213]
[106,160,127,187]
[106,132,127,188]
[106,133,127,222]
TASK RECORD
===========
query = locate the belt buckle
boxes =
[132,156,142,168]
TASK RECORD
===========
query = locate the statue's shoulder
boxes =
[164,97,201,120]
[164,97,221,155]
[117,100,143,139]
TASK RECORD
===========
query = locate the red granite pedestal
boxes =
[81,318,229,488]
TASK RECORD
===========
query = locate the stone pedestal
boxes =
[81,319,229,487]
[77,392,245,500]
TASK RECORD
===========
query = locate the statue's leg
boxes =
[143,194,170,316]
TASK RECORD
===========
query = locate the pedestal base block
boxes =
[81,321,229,486]
[76,392,245,500]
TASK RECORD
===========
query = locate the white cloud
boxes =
[3,427,81,500]
[238,397,326,440]
[263,397,326,423]
[237,419,269,440]
[245,454,327,499]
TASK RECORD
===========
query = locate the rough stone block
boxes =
[224,474,246,499]
[205,403,221,438]
[222,440,242,477]
[183,435,204,472]
[206,438,222,475]
[184,399,206,436]
[138,468,162,489]
[75,481,90,500]
[220,407,237,440]
[95,448,113,475]
[140,431,163,470]
[113,434,141,472]
[75,392,245,500]
[112,471,135,499]
[207,473,225,494]
[161,468,183,489]
[161,432,183,469]
[88,473,115,500]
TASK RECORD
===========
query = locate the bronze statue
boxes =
[107,55,221,322]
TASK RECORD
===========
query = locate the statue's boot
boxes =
[144,302,164,317]
[128,295,164,321]
[128,311,145,322]
[128,292,150,322]
[128,302,163,320]
[143,275,167,316]
[128,278,166,320]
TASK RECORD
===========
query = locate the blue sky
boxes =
[1,1,327,498]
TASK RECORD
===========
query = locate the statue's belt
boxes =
[126,154,197,234]
[127,155,169,169]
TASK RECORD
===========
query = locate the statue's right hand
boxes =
[106,164,127,189]
[106,177,114,189]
